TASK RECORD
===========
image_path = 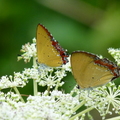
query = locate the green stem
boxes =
[106,116,120,120]
[13,87,25,103]
[69,106,94,120]
[33,80,38,96]
[55,85,58,90]
[72,100,86,112]
[55,81,59,90]
[47,86,50,94]
[33,58,38,96]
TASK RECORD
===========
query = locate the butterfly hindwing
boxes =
[71,51,119,89]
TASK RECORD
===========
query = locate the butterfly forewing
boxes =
[36,24,63,67]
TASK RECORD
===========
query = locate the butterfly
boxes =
[36,24,68,67]
[70,51,120,89]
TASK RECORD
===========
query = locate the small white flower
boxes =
[108,48,120,65]
[18,38,37,63]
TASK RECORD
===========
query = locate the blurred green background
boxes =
[0,0,120,119]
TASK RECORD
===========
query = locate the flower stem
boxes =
[70,106,94,120]
[33,80,38,96]
[13,87,25,103]
[47,86,50,94]
[72,100,86,112]
[33,57,38,96]
[106,116,120,120]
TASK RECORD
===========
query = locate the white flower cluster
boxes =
[0,83,120,120]
[0,91,79,120]
[0,65,70,90]
[18,38,37,63]
[0,67,40,89]
[80,82,120,119]
[108,48,120,65]
[37,62,71,88]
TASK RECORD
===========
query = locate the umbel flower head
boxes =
[0,39,120,120]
